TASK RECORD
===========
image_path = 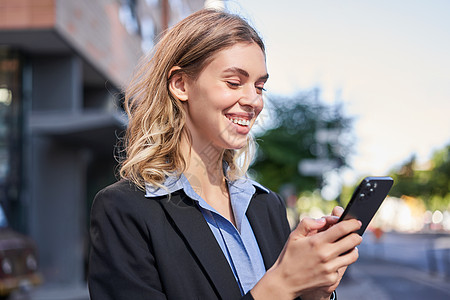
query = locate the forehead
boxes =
[203,42,267,76]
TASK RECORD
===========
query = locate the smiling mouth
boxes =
[226,116,251,126]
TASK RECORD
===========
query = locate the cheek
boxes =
[197,84,232,107]
[255,97,264,115]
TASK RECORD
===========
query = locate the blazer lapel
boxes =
[158,192,242,299]
[247,193,284,270]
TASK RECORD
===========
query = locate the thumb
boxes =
[294,217,326,237]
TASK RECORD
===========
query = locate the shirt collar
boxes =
[145,173,269,198]
[146,173,269,233]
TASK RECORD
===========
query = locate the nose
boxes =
[239,84,264,112]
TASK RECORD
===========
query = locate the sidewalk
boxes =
[336,259,391,300]
[8,284,89,300]
[337,255,450,299]
[336,231,450,300]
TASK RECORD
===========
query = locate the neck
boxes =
[181,137,234,226]
[182,138,226,188]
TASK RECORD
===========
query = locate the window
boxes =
[0,49,23,216]
[119,0,140,35]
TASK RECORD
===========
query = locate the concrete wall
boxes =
[31,55,82,112]
[28,54,87,285]
[0,0,210,295]
[29,137,88,285]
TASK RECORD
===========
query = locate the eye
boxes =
[255,85,266,94]
[226,81,241,88]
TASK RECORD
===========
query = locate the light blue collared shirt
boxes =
[145,174,268,295]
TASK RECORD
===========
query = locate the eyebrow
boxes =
[223,67,269,81]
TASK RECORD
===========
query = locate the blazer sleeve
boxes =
[88,184,167,300]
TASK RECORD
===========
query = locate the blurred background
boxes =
[0,0,449,299]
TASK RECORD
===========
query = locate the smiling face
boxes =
[178,42,268,153]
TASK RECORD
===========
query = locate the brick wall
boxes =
[0,0,55,29]
[55,0,142,87]
[0,0,207,87]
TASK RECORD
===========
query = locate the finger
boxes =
[323,215,339,225]
[331,206,344,217]
[323,219,362,242]
[329,246,360,271]
[333,233,362,256]
[317,216,339,233]
[321,266,349,294]
[294,217,327,237]
[337,265,348,277]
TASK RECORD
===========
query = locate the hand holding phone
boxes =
[338,176,394,236]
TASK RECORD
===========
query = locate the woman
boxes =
[88,9,362,300]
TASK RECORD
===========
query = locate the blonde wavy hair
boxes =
[119,9,265,190]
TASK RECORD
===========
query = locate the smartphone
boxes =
[338,176,394,236]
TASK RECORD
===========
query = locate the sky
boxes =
[224,0,450,188]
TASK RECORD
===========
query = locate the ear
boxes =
[168,66,189,101]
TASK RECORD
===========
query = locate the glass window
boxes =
[0,49,23,213]
[119,0,140,35]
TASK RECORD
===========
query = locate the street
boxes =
[7,231,450,300]
[337,231,450,299]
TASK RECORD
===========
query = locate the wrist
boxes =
[301,290,336,300]
[251,268,293,300]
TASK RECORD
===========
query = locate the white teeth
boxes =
[227,117,250,126]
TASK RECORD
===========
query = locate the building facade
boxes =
[0,0,208,296]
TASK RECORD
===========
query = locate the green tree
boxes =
[389,144,450,210]
[250,89,353,194]
[428,145,450,198]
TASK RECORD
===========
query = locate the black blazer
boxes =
[88,179,291,300]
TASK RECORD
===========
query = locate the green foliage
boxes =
[296,190,339,216]
[251,89,353,194]
[389,144,450,210]
[339,183,358,207]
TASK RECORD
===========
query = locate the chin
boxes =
[225,140,248,150]
[219,131,250,150]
